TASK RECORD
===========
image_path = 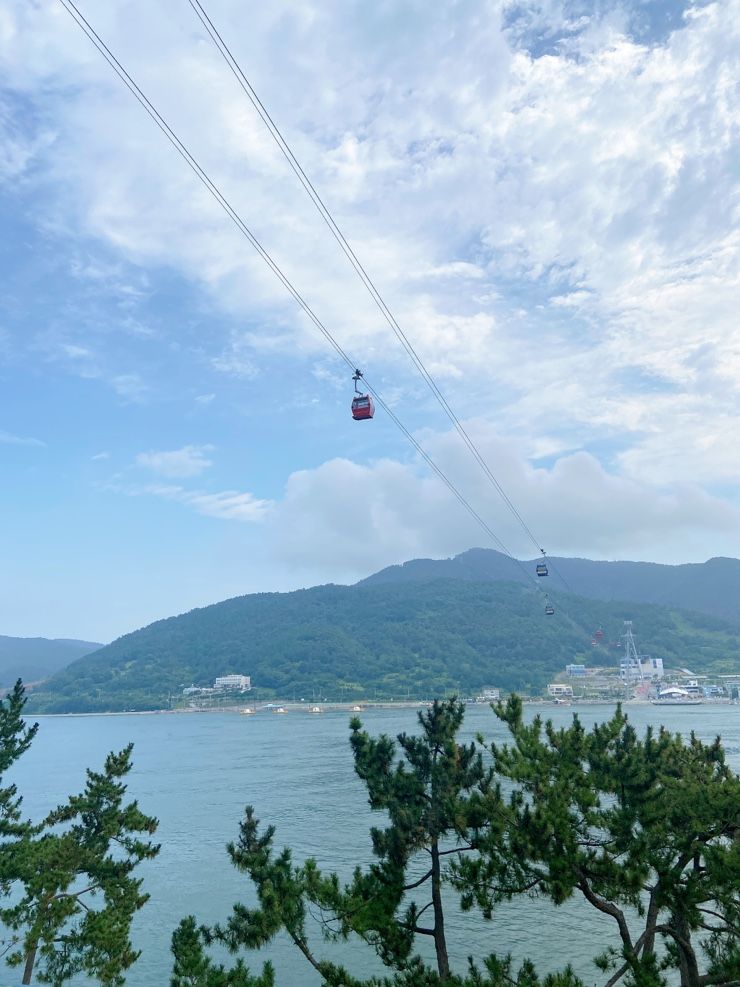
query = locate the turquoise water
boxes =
[8,703,740,985]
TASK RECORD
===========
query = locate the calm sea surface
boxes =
[8,703,740,986]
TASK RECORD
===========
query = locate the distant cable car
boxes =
[544,596,555,616]
[536,551,548,577]
[351,369,375,421]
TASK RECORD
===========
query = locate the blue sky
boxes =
[1,0,739,642]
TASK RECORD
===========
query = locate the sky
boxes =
[1,0,739,643]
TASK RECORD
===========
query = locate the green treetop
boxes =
[457,697,740,987]
[173,700,581,986]
[0,681,160,986]
[172,698,739,987]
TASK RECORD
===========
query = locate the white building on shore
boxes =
[214,674,252,692]
[547,683,574,698]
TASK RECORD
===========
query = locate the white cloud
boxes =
[211,344,259,380]
[136,444,214,478]
[68,254,151,305]
[266,424,740,579]
[35,335,102,379]
[111,373,147,402]
[121,482,272,522]
[183,488,272,522]
[60,343,93,360]
[1,0,739,528]
[0,429,44,447]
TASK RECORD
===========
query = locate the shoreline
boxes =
[32,696,738,718]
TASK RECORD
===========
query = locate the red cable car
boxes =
[351,394,375,420]
[351,369,375,420]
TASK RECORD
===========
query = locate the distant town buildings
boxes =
[548,618,736,701]
[552,653,736,703]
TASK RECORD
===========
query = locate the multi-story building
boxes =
[478,687,500,701]
[547,683,574,698]
[214,674,252,691]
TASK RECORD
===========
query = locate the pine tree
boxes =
[0,680,39,849]
[178,699,565,986]
[457,697,740,987]
[0,681,160,985]
[340,699,497,977]
[171,916,275,986]
[174,698,738,987]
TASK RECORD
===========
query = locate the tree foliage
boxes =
[177,698,740,987]
[27,579,740,713]
[176,700,584,986]
[0,681,39,849]
[0,681,159,985]
[171,916,274,987]
[456,697,740,987]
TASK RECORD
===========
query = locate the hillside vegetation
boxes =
[26,580,740,713]
[0,636,102,688]
[365,549,740,624]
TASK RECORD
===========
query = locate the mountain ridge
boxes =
[26,573,740,714]
[362,550,740,624]
[0,635,103,688]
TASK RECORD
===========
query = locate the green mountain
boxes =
[26,579,740,713]
[363,550,740,624]
[0,636,102,688]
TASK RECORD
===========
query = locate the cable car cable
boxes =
[185,0,573,593]
[57,0,542,589]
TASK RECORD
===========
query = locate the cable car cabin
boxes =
[351,394,375,420]
[544,603,555,616]
[536,563,548,577]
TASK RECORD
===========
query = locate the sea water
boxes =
[8,703,740,985]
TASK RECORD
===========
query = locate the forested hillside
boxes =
[0,636,102,688]
[364,550,740,624]
[27,580,740,713]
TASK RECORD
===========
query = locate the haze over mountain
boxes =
[364,550,740,625]
[0,636,103,688]
[25,552,740,713]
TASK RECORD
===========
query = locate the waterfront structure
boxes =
[547,684,574,698]
[214,674,252,691]
[619,622,664,683]
[651,686,703,706]
[477,688,501,702]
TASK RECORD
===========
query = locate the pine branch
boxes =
[402,869,433,891]
[577,877,634,953]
